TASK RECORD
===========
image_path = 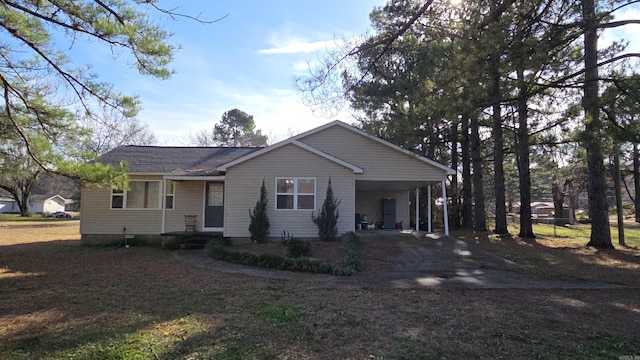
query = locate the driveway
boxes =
[175,232,624,289]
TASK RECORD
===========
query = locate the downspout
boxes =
[161,179,167,234]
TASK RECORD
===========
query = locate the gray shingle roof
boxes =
[96,146,262,176]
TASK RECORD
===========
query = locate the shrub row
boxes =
[206,232,361,276]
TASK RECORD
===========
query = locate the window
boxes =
[111,189,124,209]
[276,178,315,210]
[165,180,175,210]
[111,181,162,209]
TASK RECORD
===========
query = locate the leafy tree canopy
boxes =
[0,0,182,187]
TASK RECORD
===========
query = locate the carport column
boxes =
[427,185,432,233]
[442,180,449,236]
[415,187,420,231]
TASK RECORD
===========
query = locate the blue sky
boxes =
[79,0,387,145]
[73,1,638,146]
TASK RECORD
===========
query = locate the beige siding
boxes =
[355,190,410,229]
[80,175,164,235]
[164,181,206,232]
[225,143,355,238]
[299,126,448,182]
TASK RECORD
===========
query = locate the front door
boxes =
[205,182,224,228]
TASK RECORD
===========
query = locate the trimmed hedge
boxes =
[283,237,311,258]
[207,232,361,276]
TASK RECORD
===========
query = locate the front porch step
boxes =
[181,235,210,249]
[161,232,224,250]
[180,233,224,249]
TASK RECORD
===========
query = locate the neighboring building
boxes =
[1,194,69,214]
[531,201,575,225]
[28,194,69,214]
[0,196,18,213]
[80,120,455,245]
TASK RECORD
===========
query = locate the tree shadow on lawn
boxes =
[2,238,640,359]
[455,230,640,287]
[0,240,256,358]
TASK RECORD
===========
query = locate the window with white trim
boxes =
[111,181,162,209]
[165,180,175,210]
[276,178,316,210]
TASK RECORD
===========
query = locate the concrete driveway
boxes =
[175,232,624,290]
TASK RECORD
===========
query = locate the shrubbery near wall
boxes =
[207,232,361,276]
[249,179,270,243]
[282,237,311,258]
[312,178,341,241]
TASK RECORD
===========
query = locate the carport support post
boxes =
[442,180,449,236]
[428,185,432,233]
[415,187,420,232]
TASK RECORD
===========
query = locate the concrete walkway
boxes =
[174,232,624,290]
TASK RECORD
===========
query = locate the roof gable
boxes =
[30,194,67,202]
[296,121,455,175]
[217,139,363,173]
[219,120,454,175]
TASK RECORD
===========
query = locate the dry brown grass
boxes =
[1,224,639,359]
[0,221,80,245]
[458,227,640,288]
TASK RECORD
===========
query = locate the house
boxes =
[0,194,69,214]
[28,194,69,214]
[531,201,575,225]
[0,196,18,213]
[80,120,455,245]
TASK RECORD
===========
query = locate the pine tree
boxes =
[249,179,270,243]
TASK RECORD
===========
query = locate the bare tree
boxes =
[82,106,157,155]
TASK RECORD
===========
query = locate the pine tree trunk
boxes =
[583,0,613,248]
[634,144,640,223]
[450,117,460,229]
[516,66,535,239]
[552,181,564,226]
[470,114,487,231]
[490,57,508,234]
[461,117,473,229]
[613,153,625,246]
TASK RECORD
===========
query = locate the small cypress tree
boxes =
[249,179,270,243]
[312,178,341,241]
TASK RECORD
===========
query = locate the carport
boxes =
[355,179,451,236]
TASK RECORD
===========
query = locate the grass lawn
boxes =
[0,213,79,224]
[1,222,640,359]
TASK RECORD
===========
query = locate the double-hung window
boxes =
[111,181,162,209]
[276,178,316,210]
[164,180,175,210]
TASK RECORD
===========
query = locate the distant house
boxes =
[80,120,455,245]
[531,201,575,225]
[0,196,18,213]
[28,194,69,214]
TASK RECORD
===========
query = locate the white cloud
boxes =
[605,5,640,52]
[138,79,354,146]
[256,26,348,55]
[258,38,344,55]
